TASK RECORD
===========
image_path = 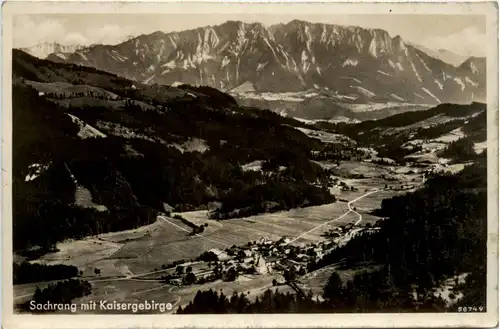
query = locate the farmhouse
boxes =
[264,256,280,266]
[260,237,273,245]
[209,248,231,261]
[169,278,183,286]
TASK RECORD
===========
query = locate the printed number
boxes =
[458,306,484,312]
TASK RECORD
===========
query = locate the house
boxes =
[169,278,183,286]
[209,248,231,261]
[260,237,273,245]
[264,256,280,265]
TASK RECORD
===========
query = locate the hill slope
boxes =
[13,50,338,254]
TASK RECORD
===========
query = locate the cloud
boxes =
[13,15,138,47]
[13,15,67,47]
[421,26,486,57]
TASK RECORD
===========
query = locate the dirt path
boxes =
[158,216,229,248]
[287,188,381,244]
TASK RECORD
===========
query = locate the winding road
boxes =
[287,188,381,245]
[159,216,229,248]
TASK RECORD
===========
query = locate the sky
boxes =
[13,14,487,57]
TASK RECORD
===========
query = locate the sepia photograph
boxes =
[1,1,498,328]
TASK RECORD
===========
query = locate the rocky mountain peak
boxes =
[43,19,486,105]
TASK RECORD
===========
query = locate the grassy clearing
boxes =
[298,263,383,297]
[31,238,122,267]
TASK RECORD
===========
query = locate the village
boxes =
[154,219,378,290]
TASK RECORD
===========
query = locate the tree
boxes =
[225,267,238,282]
[94,268,101,276]
[184,272,196,285]
[176,266,184,275]
[323,272,342,302]
[186,266,193,274]
[272,279,277,286]
[284,267,297,282]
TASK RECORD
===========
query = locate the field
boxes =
[298,263,383,299]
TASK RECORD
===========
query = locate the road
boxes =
[287,189,381,244]
[158,216,229,248]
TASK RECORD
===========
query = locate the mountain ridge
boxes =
[21,42,85,60]
[41,19,485,105]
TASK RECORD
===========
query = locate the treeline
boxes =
[177,289,320,314]
[212,180,335,219]
[24,279,92,313]
[41,91,116,100]
[14,262,79,285]
[439,138,480,161]
[177,269,447,314]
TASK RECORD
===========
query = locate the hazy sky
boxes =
[13,14,487,57]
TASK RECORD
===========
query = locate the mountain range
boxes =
[21,42,85,60]
[40,20,486,105]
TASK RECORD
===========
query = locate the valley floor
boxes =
[14,159,463,314]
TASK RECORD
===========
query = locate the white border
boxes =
[2,1,499,328]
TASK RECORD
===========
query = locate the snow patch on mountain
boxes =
[257,62,268,71]
[349,77,362,84]
[368,38,379,58]
[396,62,404,71]
[465,77,479,87]
[221,56,230,68]
[414,92,425,100]
[301,50,311,72]
[390,93,406,102]
[143,74,155,84]
[416,54,431,72]
[421,87,441,103]
[453,77,466,91]
[410,61,422,82]
[377,70,390,76]
[434,79,444,90]
[162,60,177,69]
[351,85,375,97]
[54,53,68,60]
[342,59,359,67]
[77,52,89,61]
[388,59,397,70]
[470,62,478,74]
